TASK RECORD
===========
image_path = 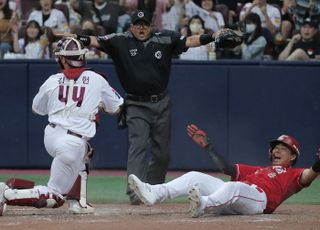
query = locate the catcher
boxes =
[0,37,124,216]
[128,124,320,217]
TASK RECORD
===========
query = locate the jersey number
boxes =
[58,85,85,107]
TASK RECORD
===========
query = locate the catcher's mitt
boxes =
[215,28,243,49]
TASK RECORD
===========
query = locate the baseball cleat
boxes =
[128,174,156,206]
[0,182,8,216]
[68,200,94,214]
[188,185,205,218]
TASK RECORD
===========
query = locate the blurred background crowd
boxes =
[0,0,319,61]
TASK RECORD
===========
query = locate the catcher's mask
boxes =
[269,134,300,165]
[55,37,87,69]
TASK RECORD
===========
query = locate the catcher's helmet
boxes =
[55,37,87,68]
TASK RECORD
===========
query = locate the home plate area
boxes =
[0,203,318,230]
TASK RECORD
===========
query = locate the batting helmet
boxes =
[54,37,87,68]
[269,135,300,156]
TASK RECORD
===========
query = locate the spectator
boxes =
[62,0,94,32]
[119,0,138,15]
[161,0,185,31]
[217,0,240,26]
[91,0,125,34]
[280,0,296,39]
[278,17,320,60]
[120,0,179,31]
[27,0,70,34]
[80,18,107,59]
[151,0,169,30]
[180,15,213,60]
[241,13,267,60]
[240,0,281,35]
[289,0,320,32]
[12,20,51,59]
[185,0,225,32]
[0,0,18,58]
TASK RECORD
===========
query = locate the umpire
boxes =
[75,10,229,205]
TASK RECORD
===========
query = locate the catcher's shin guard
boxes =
[4,189,64,208]
[65,171,94,214]
[66,171,88,204]
[66,140,93,201]
[3,178,64,208]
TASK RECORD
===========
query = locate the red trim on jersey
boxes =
[63,68,89,80]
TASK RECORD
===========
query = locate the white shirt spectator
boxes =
[28,8,69,33]
[240,3,281,30]
[185,1,225,32]
[162,4,182,31]
[18,38,50,59]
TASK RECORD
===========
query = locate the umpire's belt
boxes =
[49,123,83,139]
[125,91,167,103]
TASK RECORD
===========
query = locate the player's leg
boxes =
[128,171,225,206]
[147,95,171,185]
[45,127,86,195]
[0,178,64,214]
[44,125,93,213]
[189,182,267,217]
[126,101,151,204]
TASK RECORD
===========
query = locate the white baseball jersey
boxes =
[32,69,124,138]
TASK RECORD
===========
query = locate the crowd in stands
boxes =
[0,0,319,61]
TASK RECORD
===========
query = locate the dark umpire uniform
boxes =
[96,11,187,204]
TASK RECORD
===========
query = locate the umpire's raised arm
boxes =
[54,32,101,48]
[185,28,243,48]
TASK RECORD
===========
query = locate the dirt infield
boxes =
[0,203,319,230]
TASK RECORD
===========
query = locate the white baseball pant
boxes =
[152,171,267,214]
[44,124,87,195]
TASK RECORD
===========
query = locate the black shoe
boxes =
[129,192,141,205]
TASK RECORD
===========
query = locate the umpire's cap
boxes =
[131,10,151,25]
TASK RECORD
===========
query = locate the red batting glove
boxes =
[187,124,209,148]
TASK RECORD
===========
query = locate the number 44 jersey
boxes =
[32,68,124,139]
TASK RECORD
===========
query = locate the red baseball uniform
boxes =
[232,164,309,213]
